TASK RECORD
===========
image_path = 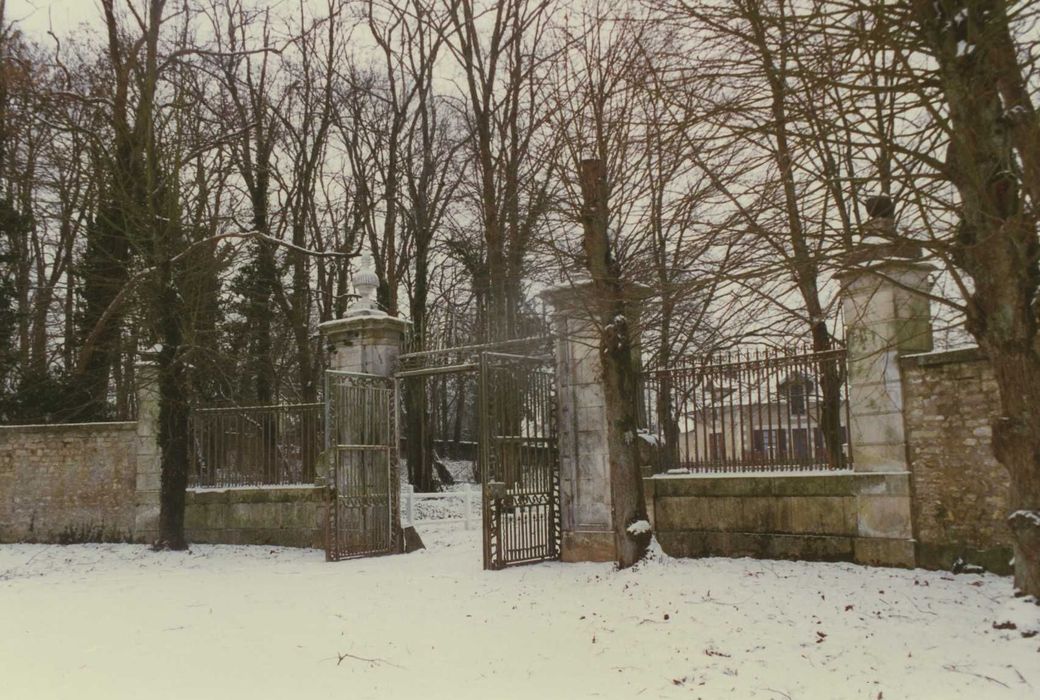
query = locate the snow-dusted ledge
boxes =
[651,469,856,480]
[645,469,913,567]
[184,484,326,549]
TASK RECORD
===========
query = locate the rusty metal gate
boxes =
[325,370,398,561]
[479,352,560,570]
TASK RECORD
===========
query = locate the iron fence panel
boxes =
[189,403,323,487]
[640,347,852,474]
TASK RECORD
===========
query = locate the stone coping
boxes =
[650,469,855,480]
[0,421,137,433]
[900,345,984,367]
[657,530,855,563]
[189,483,322,492]
[318,314,409,332]
[833,258,937,284]
[648,471,908,498]
[186,485,326,505]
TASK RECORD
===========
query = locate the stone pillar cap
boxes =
[836,214,936,286]
[540,278,653,309]
[839,207,935,275]
[835,256,936,286]
[318,313,410,335]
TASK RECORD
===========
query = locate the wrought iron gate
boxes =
[325,370,398,561]
[479,352,560,570]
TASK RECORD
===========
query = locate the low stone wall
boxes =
[184,486,326,548]
[648,472,913,565]
[901,347,1012,573]
[649,473,857,561]
[0,422,140,543]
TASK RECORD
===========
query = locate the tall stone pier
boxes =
[132,356,161,543]
[839,211,934,567]
[541,280,647,563]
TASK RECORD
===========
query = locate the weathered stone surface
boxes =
[838,260,933,565]
[901,349,1012,571]
[0,422,139,543]
[132,361,161,542]
[655,492,857,536]
[318,315,409,377]
[856,494,912,539]
[547,301,618,546]
[839,262,932,475]
[915,541,1013,575]
[855,472,911,496]
[651,473,855,498]
[656,530,854,562]
[854,537,915,568]
[183,486,326,549]
[561,530,616,562]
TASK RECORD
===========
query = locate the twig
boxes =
[943,665,1009,688]
[1009,665,1030,687]
[336,651,403,669]
[901,593,938,616]
[762,689,793,700]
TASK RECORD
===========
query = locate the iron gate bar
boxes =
[192,402,323,413]
[334,444,393,449]
[394,362,479,378]
[189,402,323,487]
[397,336,552,362]
[480,351,554,363]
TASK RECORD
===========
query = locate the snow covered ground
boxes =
[1,530,1037,700]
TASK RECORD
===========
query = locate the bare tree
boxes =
[206,0,283,403]
[269,1,344,403]
[547,5,668,565]
[442,0,558,341]
[652,0,853,465]
[833,0,1040,596]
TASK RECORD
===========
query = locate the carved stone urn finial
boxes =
[350,251,381,314]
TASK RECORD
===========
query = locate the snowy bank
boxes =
[1,531,1037,700]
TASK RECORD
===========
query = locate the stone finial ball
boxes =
[865,195,895,219]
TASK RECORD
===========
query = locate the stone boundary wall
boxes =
[0,422,140,543]
[649,347,1015,574]
[184,486,325,548]
[901,347,1012,573]
[0,359,325,550]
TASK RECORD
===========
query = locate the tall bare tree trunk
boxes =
[579,158,649,569]
[908,0,1040,594]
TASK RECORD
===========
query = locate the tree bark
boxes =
[156,266,189,550]
[579,158,649,569]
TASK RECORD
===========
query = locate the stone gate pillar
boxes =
[541,280,648,563]
[132,354,161,543]
[838,203,934,567]
[318,253,411,553]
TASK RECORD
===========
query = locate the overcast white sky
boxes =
[6,1,326,38]
[8,0,103,36]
